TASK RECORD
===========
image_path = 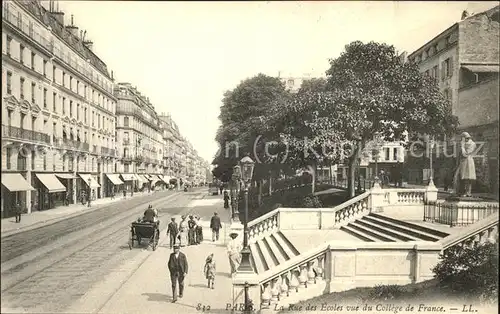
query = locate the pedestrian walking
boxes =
[178,215,189,247]
[14,201,23,223]
[166,217,179,249]
[188,215,197,245]
[227,232,242,275]
[223,191,230,210]
[204,253,216,289]
[196,216,203,244]
[219,184,224,195]
[167,243,188,303]
[210,212,222,242]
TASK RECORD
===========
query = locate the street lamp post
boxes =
[231,165,241,223]
[428,135,435,187]
[236,156,255,313]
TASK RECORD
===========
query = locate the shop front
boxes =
[55,173,77,204]
[77,173,101,203]
[136,174,148,192]
[1,173,35,218]
[120,173,136,196]
[105,173,124,197]
[34,173,67,211]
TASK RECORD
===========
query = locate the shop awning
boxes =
[137,174,148,184]
[105,174,124,185]
[161,176,172,184]
[143,174,153,180]
[150,175,161,185]
[56,173,78,179]
[78,174,101,188]
[462,64,499,73]
[35,174,66,193]
[121,173,136,181]
[1,173,35,192]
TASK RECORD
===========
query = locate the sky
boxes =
[47,1,497,163]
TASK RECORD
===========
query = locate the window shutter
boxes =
[448,57,453,77]
[441,62,446,81]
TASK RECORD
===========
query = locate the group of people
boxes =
[166,214,203,249]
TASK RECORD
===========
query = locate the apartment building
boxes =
[406,6,499,194]
[1,1,118,217]
[114,82,166,192]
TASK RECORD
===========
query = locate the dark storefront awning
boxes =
[78,174,101,188]
[106,174,124,185]
[462,64,499,73]
[56,173,78,180]
[1,173,35,192]
[143,174,153,181]
[121,173,136,181]
[36,174,66,193]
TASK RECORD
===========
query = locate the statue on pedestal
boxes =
[453,132,476,197]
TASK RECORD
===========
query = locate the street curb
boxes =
[1,191,175,238]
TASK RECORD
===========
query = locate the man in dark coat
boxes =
[143,205,155,223]
[187,215,197,245]
[166,217,179,249]
[210,212,222,242]
[168,244,188,303]
[14,201,22,223]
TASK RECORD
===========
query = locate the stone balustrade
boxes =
[383,188,426,206]
[248,210,280,243]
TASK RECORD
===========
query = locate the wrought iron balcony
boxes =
[101,146,110,155]
[2,124,51,144]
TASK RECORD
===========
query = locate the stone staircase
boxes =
[249,231,300,275]
[341,212,450,242]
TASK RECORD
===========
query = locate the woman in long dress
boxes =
[178,215,189,247]
[227,232,242,275]
[453,132,476,196]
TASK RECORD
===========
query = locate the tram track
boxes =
[1,190,205,313]
[1,190,175,263]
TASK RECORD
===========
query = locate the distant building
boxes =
[407,6,499,194]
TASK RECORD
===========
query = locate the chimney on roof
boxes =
[83,40,93,51]
[111,71,114,80]
[462,10,470,20]
[66,15,79,38]
[50,11,65,25]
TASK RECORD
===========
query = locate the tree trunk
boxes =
[329,163,333,185]
[308,164,316,195]
[268,172,273,196]
[257,179,263,206]
[348,159,356,198]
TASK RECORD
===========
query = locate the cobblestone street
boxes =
[1,189,216,313]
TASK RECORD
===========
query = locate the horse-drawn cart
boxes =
[128,221,160,250]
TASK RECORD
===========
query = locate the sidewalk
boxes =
[68,196,234,314]
[1,191,157,237]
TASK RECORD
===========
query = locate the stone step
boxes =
[340,225,378,242]
[266,234,288,264]
[274,231,300,257]
[262,237,285,265]
[356,218,419,241]
[369,213,449,238]
[257,238,275,270]
[348,222,398,242]
[249,242,267,274]
[364,215,443,241]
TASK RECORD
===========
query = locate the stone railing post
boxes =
[370,185,385,213]
[325,243,356,293]
[412,243,441,283]
[425,183,438,204]
[232,273,260,312]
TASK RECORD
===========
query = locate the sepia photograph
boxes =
[1,1,498,313]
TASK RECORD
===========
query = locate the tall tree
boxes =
[323,41,458,196]
[214,74,290,201]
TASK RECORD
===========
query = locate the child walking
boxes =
[204,253,216,289]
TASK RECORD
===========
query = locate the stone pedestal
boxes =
[370,183,385,213]
[438,196,499,226]
[229,222,244,245]
[232,272,260,312]
[425,181,438,204]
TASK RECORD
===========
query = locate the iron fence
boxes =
[424,202,499,227]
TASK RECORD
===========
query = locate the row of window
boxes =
[5,35,115,112]
[4,147,106,172]
[5,70,115,132]
[3,3,113,93]
[372,147,400,162]
[423,57,454,82]
[412,33,456,64]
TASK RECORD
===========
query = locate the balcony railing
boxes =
[123,139,130,145]
[2,124,51,144]
[101,146,110,155]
